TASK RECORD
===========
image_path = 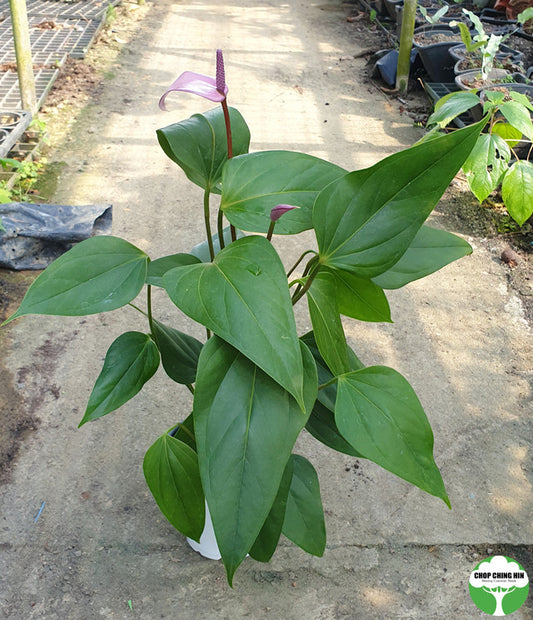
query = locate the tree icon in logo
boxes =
[469,555,529,616]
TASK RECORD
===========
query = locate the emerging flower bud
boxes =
[270,204,299,222]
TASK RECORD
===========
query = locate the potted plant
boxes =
[426,87,533,226]
[2,51,484,585]
[413,16,462,81]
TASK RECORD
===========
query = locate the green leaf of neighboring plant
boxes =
[314,121,483,278]
[450,20,486,53]
[143,433,205,541]
[371,225,473,290]
[163,236,306,409]
[282,454,326,557]
[501,160,533,226]
[328,268,391,322]
[463,133,510,202]
[499,100,533,141]
[80,331,160,426]
[4,236,149,324]
[517,7,533,25]
[190,226,245,262]
[427,91,481,128]
[193,337,317,585]
[249,458,294,563]
[220,151,347,234]
[491,122,523,149]
[306,271,350,376]
[510,90,533,113]
[301,331,364,457]
[156,106,250,193]
[0,188,11,204]
[146,253,200,286]
[335,366,450,506]
[151,319,203,385]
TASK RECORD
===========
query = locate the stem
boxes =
[217,209,225,251]
[291,257,320,305]
[204,188,215,261]
[395,0,417,95]
[185,384,195,396]
[220,98,237,242]
[128,302,148,317]
[318,376,338,391]
[266,221,275,242]
[147,285,155,334]
[286,250,317,278]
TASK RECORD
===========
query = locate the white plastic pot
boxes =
[186,502,221,560]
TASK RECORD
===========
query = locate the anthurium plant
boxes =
[3,51,484,585]
[426,88,533,226]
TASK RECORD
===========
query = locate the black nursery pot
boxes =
[414,27,462,82]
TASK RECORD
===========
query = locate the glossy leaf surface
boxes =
[190,226,245,262]
[164,236,306,409]
[335,366,450,506]
[502,160,533,226]
[143,433,205,541]
[157,106,250,193]
[249,458,294,563]
[306,271,350,376]
[372,225,473,290]
[463,133,510,202]
[151,319,203,385]
[282,454,326,557]
[5,236,148,323]
[221,150,346,234]
[80,331,160,426]
[329,268,391,322]
[314,121,483,277]
[146,254,200,287]
[427,90,481,128]
[193,337,317,584]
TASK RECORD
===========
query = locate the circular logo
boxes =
[469,555,529,616]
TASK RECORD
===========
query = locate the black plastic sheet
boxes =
[0,202,112,270]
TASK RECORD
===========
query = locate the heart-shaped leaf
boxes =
[221,151,347,234]
[282,454,326,557]
[314,120,483,277]
[371,225,473,290]
[151,320,203,385]
[80,331,160,426]
[306,271,350,376]
[163,235,306,409]
[5,236,149,323]
[335,366,450,506]
[193,337,317,584]
[190,226,245,262]
[463,133,510,202]
[143,433,205,541]
[157,106,250,193]
[146,254,200,287]
[502,160,533,226]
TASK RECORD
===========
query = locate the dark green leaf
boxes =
[194,337,317,584]
[314,121,484,278]
[169,413,196,452]
[146,254,200,287]
[463,133,510,202]
[143,433,205,541]
[499,101,533,141]
[307,400,363,457]
[282,454,326,557]
[335,366,450,506]
[249,458,294,563]
[329,268,391,322]
[372,225,473,290]
[306,271,350,376]
[164,236,306,410]
[221,151,347,234]
[80,331,160,426]
[502,160,533,226]
[5,236,149,323]
[427,91,481,128]
[151,320,203,385]
[190,227,245,263]
[157,106,250,193]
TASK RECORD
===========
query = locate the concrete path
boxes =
[1,0,531,618]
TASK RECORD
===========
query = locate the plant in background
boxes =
[517,7,533,34]
[3,51,484,585]
[426,89,533,225]
[418,3,450,27]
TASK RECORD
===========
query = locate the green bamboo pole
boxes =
[396,0,417,95]
[9,0,37,114]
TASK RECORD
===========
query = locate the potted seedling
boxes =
[426,87,533,226]
[2,51,485,585]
